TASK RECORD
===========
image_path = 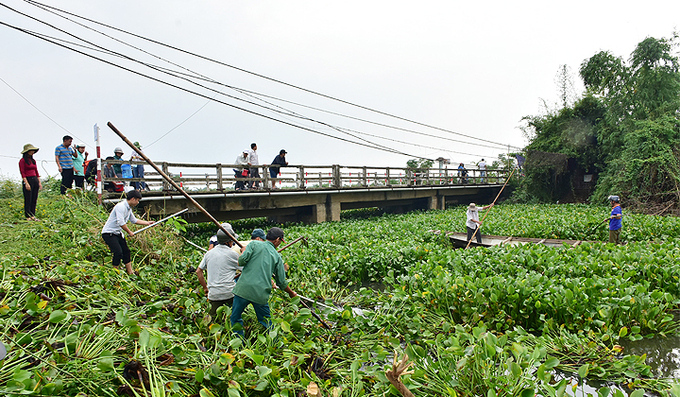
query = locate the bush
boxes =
[0,176,20,199]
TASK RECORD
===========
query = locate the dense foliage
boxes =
[3,190,680,396]
[521,35,680,206]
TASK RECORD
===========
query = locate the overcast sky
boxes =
[1,0,679,180]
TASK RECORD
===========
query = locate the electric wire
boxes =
[19,0,517,153]
[22,0,522,151]
[1,3,430,158]
[0,75,84,143]
[0,20,434,160]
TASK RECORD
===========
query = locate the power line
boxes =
[0,20,436,160]
[20,0,518,153]
[0,3,422,157]
[0,75,84,143]
[22,0,523,151]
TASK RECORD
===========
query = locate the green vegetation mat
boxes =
[2,193,680,396]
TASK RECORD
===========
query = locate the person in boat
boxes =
[608,195,622,245]
[466,202,493,244]
[196,225,243,317]
[230,227,297,336]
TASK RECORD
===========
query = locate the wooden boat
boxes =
[446,232,594,249]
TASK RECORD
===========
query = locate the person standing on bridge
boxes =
[248,143,261,189]
[269,149,288,189]
[466,202,493,244]
[230,227,297,336]
[234,150,249,191]
[478,158,487,183]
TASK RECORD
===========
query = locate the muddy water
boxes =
[621,335,680,378]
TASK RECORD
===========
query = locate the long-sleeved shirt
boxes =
[270,155,287,170]
[101,200,138,235]
[235,154,249,170]
[233,240,288,305]
[19,158,40,178]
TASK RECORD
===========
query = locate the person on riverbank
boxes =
[73,143,88,189]
[269,149,288,189]
[248,143,260,189]
[208,222,237,251]
[608,195,623,245]
[197,225,243,317]
[101,190,154,275]
[230,227,297,336]
[19,144,42,220]
[54,135,75,194]
[466,202,493,244]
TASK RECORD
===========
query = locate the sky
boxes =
[1,0,679,180]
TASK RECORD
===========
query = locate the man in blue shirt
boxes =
[54,135,75,194]
[608,195,623,245]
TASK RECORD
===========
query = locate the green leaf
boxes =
[618,327,628,338]
[544,356,560,369]
[578,363,589,379]
[139,329,150,348]
[521,389,535,397]
[597,387,611,397]
[256,366,272,378]
[629,390,645,397]
[49,310,67,323]
[97,357,114,372]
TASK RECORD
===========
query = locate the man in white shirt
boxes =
[248,143,260,189]
[234,151,249,191]
[101,190,154,274]
[197,226,243,317]
[466,202,493,244]
[478,159,487,183]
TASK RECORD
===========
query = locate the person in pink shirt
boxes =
[19,143,42,221]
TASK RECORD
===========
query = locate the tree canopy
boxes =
[521,34,680,208]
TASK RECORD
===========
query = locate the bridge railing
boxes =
[100,160,510,193]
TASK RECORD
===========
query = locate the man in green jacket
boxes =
[230,227,297,335]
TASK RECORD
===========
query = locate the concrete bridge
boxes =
[103,161,512,223]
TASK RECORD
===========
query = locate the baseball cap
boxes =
[266,227,285,241]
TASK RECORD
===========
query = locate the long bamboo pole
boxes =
[465,167,517,249]
[107,122,243,248]
[133,208,189,235]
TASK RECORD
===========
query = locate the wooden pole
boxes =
[465,167,517,249]
[133,208,189,235]
[107,122,243,248]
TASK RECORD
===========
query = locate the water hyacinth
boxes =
[2,193,680,396]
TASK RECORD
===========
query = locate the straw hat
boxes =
[467,203,478,211]
[21,143,39,154]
